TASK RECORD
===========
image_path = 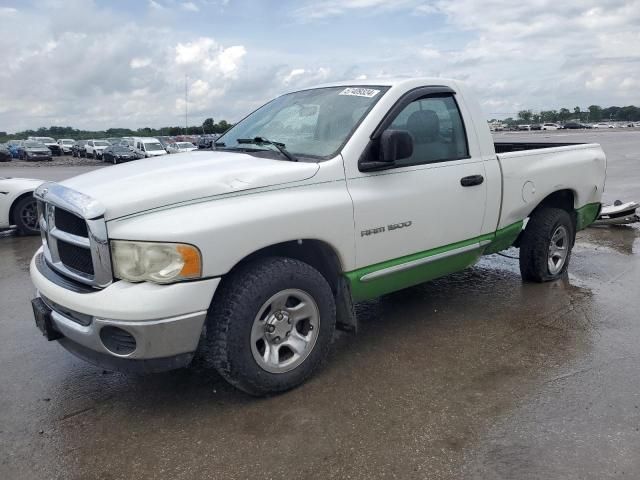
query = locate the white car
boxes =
[541,123,560,130]
[29,78,606,395]
[166,142,198,154]
[85,140,111,159]
[594,123,613,129]
[517,124,531,131]
[0,177,45,235]
[57,139,75,155]
[132,137,168,158]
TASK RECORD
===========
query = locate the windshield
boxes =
[216,86,388,159]
[112,146,130,152]
[94,141,109,146]
[25,141,45,148]
[38,137,55,143]
[177,142,195,148]
[145,143,164,151]
[61,139,74,144]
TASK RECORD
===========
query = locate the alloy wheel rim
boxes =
[21,200,38,231]
[548,225,569,275]
[250,288,320,374]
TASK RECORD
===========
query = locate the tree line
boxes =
[0,118,232,143]
[494,105,640,126]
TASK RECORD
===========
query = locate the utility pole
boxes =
[185,74,188,135]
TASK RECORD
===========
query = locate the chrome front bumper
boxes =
[45,301,207,360]
[30,249,220,371]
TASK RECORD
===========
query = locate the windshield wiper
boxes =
[235,137,298,162]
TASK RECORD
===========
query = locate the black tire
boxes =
[519,207,574,282]
[13,195,39,235]
[205,257,336,396]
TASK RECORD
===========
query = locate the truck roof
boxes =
[287,77,460,94]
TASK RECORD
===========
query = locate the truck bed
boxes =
[494,142,606,230]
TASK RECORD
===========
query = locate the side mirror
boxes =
[380,129,413,162]
[359,129,413,172]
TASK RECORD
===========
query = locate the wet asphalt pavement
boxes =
[1,130,639,479]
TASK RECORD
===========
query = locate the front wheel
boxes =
[205,257,336,396]
[13,195,40,235]
[519,207,575,282]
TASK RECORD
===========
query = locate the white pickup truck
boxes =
[29,78,606,395]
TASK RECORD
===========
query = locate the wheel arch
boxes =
[216,239,357,332]
[533,189,577,213]
[514,189,577,248]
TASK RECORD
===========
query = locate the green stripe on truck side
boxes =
[345,221,524,301]
[575,202,601,231]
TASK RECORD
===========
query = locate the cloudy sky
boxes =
[0,0,639,132]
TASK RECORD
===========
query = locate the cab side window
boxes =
[388,95,469,167]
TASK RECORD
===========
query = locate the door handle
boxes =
[460,175,484,187]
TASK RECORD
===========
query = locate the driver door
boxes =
[345,90,488,298]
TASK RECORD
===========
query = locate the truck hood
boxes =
[60,151,320,219]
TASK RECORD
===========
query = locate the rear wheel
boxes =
[205,257,336,396]
[519,207,575,282]
[13,195,39,235]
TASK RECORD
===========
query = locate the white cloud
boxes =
[217,45,246,77]
[294,0,422,20]
[283,68,305,85]
[181,2,199,12]
[130,57,152,69]
[0,7,18,16]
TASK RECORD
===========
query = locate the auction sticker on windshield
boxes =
[339,87,380,98]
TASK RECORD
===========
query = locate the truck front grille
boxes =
[35,183,112,288]
[57,240,95,275]
[55,208,88,237]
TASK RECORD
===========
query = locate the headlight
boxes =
[111,240,202,284]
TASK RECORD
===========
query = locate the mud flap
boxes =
[335,276,357,333]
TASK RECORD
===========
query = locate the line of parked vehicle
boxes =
[1,134,216,163]
[491,121,640,132]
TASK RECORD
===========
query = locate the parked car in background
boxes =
[562,122,589,129]
[57,139,75,155]
[102,145,137,164]
[0,177,45,235]
[530,124,541,130]
[0,144,12,162]
[85,139,110,159]
[166,142,198,153]
[517,124,531,131]
[198,135,216,149]
[71,140,88,157]
[106,138,122,146]
[541,123,560,130]
[28,137,62,156]
[7,140,23,158]
[594,123,613,129]
[132,137,168,158]
[156,136,173,152]
[17,141,52,161]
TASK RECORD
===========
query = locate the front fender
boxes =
[106,180,356,277]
